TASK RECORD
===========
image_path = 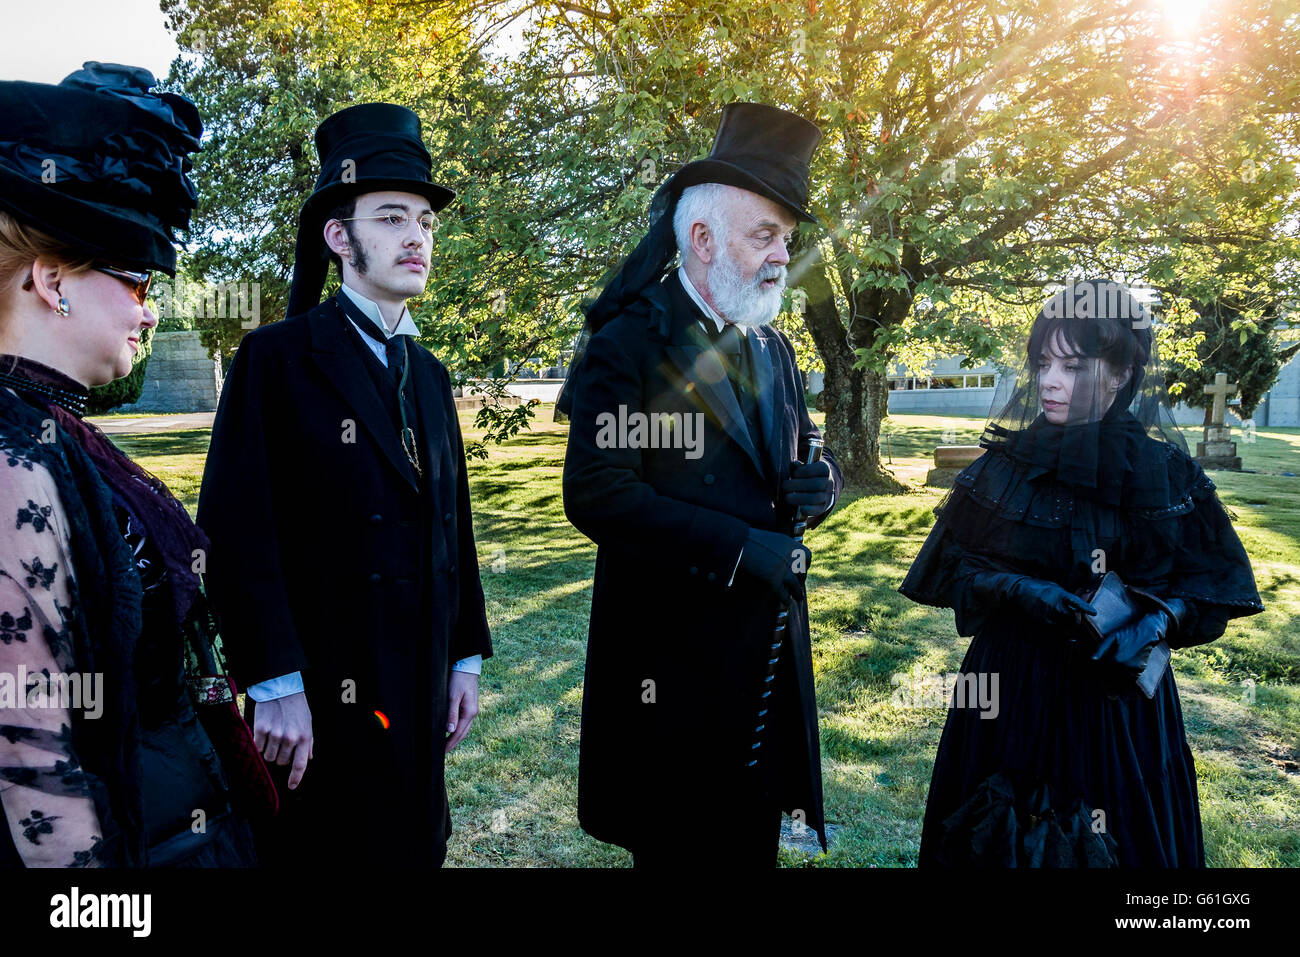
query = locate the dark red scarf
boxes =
[0,354,208,626]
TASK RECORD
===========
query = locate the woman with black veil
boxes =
[899,280,1264,867]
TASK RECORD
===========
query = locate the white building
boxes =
[802,352,1300,427]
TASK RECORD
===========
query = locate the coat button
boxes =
[703,474,715,485]
[369,513,383,524]
[369,573,382,583]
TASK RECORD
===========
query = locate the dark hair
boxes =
[323,196,357,273]
[1027,280,1152,380]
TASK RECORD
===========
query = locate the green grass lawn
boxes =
[110,408,1300,867]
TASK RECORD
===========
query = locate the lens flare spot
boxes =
[373,710,390,730]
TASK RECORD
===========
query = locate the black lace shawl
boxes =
[0,391,145,866]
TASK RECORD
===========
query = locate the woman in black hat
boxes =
[899,281,1263,866]
[0,63,257,867]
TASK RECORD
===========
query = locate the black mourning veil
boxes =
[978,280,1189,505]
[901,279,1264,641]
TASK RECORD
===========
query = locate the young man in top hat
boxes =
[560,102,843,866]
[197,103,493,868]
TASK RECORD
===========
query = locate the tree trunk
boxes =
[799,245,906,493]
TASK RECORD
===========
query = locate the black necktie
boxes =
[709,322,763,458]
[714,322,744,362]
[341,298,422,479]
[349,308,407,383]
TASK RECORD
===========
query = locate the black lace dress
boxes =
[899,420,1264,867]
[0,370,256,867]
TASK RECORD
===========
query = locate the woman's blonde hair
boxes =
[0,210,95,297]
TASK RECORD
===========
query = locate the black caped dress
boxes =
[899,410,1264,867]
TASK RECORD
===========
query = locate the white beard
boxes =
[708,248,786,328]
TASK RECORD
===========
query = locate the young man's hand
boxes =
[445,672,480,754]
[253,691,314,789]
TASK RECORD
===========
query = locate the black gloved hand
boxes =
[971,572,1098,630]
[739,527,810,604]
[781,460,833,517]
[1087,606,1176,685]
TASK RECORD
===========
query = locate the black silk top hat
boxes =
[0,62,202,275]
[286,102,455,317]
[666,101,822,224]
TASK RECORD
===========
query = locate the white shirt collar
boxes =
[340,283,421,338]
[677,267,747,337]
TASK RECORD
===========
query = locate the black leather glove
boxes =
[1087,605,1177,685]
[970,572,1098,630]
[781,460,833,517]
[739,527,810,604]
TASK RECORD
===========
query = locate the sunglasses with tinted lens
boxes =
[94,265,153,305]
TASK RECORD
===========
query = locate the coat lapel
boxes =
[748,324,785,487]
[308,296,419,491]
[748,327,774,486]
[409,348,445,488]
[662,272,765,479]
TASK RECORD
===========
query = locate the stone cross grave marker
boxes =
[1196,372,1242,470]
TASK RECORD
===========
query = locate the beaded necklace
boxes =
[0,355,90,418]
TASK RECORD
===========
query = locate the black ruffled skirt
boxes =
[919,606,1204,868]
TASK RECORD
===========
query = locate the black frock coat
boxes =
[196,294,493,867]
[562,268,842,853]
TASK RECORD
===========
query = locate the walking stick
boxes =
[747,437,823,769]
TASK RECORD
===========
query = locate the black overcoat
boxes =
[562,268,843,853]
[196,294,492,867]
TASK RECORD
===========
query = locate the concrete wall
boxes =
[467,379,566,403]
[120,330,222,413]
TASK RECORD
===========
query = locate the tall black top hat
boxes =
[667,102,822,223]
[0,62,202,275]
[286,103,455,317]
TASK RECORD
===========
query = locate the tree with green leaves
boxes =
[163,0,602,450]
[163,2,559,361]
[426,0,1300,487]
[1166,297,1300,423]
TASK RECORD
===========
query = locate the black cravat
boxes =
[707,321,764,458]
[338,296,422,479]
[713,321,744,361]
[347,307,407,382]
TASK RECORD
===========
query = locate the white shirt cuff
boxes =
[246,671,305,702]
[452,655,483,676]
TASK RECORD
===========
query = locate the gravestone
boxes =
[1195,372,1242,470]
[926,445,985,487]
[119,330,222,413]
[779,817,842,858]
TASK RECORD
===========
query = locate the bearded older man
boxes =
[559,103,843,867]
